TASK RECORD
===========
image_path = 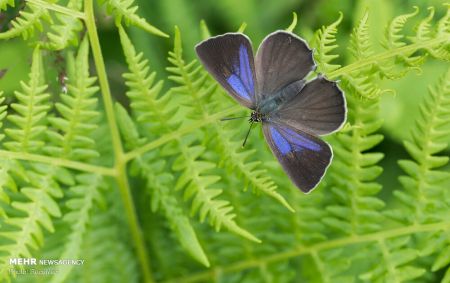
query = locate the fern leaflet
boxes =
[4,46,50,153]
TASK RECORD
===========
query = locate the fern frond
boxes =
[343,11,385,99]
[0,160,26,219]
[312,12,343,74]
[387,69,450,225]
[360,236,425,282]
[119,25,258,242]
[46,0,83,50]
[50,174,104,283]
[98,0,168,37]
[46,36,100,160]
[67,200,138,283]
[430,4,450,60]
[322,11,385,237]
[4,46,50,153]
[348,12,372,61]
[0,0,13,11]
[118,24,172,133]
[0,2,52,40]
[0,91,6,142]
[0,165,68,279]
[378,7,426,77]
[290,183,328,245]
[116,103,209,267]
[384,6,419,48]
[410,7,435,42]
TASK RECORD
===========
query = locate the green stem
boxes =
[84,0,153,282]
[123,106,242,162]
[0,150,115,176]
[328,37,448,79]
[168,221,450,283]
[26,0,85,19]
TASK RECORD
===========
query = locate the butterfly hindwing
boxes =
[274,76,347,136]
[195,33,256,109]
[255,31,316,104]
[262,123,332,193]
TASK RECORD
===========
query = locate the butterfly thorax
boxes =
[250,111,264,123]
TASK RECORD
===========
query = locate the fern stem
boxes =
[378,239,400,283]
[0,149,115,176]
[167,221,450,283]
[329,37,448,79]
[123,106,241,162]
[84,0,154,282]
[27,0,85,19]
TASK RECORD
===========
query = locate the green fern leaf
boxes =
[380,6,425,75]
[67,198,138,283]
[0,0,13,12]
[50,174,104,283]
[344,11,385,99]
[387,69,450,224]
[323,12,385,236]
[0,2,52,40]
[360,236,425,282]
[0,160,26,219]
[312,12,343,74]
[4,46,50,153]
[116,103,210,267]
[384,6,419,48]
[46,36,100,160]
[98,0,168,37]
[0,165,70,279]
[46,0,83,50]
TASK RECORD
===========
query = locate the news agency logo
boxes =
[9,258,84,265]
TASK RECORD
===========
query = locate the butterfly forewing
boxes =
[274,76,346,136]
[255,31,316,105]
[262,123,332,193]
[195,33,256,109]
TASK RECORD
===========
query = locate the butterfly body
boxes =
[196,30,347,193]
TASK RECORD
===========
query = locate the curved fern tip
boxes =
[286,12,298,32]
[237,22,247,33]
[199,19,211,39]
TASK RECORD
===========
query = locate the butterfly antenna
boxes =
[220,116,248,121]
[242,121,254,147]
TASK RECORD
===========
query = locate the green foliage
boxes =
[0,0,13,11]
[98,0,168,37]
[46,36,100,161]
[0,2,51,40]
[4,46,50,153]
[0,1,449,283]
[46,0,83,50]
[388,69,450,225]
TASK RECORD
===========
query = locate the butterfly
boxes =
[195,30,347,193]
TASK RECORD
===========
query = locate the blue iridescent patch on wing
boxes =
[283,128,321,152]
[270,126,321,155]
[239,45,254,94]
[227,75,250,99]
[270,127,291,155]
[226,45,254,101]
